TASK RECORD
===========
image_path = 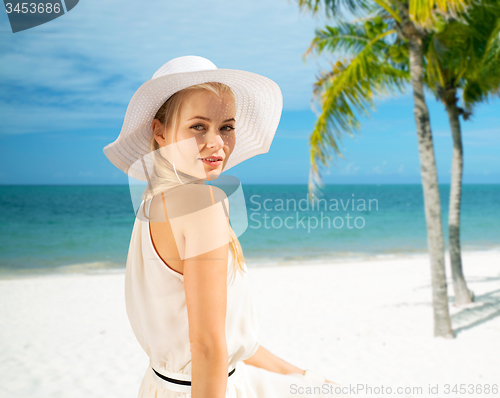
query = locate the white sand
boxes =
[1,250,499,398]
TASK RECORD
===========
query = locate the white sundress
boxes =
[124,199,350,398]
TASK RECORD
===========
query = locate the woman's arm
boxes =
[243,345,339,384]
[179,189,232,398]
[185,243,229,398]
[243,345,304,375]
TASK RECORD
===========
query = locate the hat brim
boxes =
[103,68,283,181]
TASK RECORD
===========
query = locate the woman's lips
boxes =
[200,157,223,167]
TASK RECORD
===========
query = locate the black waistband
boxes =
[152,367,236,386]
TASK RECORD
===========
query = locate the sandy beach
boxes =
[1,250,499,398]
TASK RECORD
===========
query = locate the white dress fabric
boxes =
[125,199,350,398]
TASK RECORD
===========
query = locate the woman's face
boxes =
[154,89,236,181]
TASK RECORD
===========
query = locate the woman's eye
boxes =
[191,124,205,131]
[190,124,234,133]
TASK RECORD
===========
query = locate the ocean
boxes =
[0,184,499,276]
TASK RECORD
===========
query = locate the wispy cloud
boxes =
[370,160,387,175]
[337,162,361,175]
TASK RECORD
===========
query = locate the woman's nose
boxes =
[205,130,225,149]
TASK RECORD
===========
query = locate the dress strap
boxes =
[150,365,236,393]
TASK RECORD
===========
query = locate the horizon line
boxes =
[1,182,499,187]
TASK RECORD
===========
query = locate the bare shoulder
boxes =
[158,184,228,219]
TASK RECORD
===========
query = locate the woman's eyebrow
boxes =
[188,116,236,123]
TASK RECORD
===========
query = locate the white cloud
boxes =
[370,160,387,175]
[343,162,360,175]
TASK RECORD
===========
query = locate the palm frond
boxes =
[409,0,472,27]
[483,18,500,69]
[308,30,410,195]
[296,0,372,20]
[373,0,401,22]
[423,0,500,111]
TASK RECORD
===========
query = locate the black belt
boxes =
[152,367,236,386]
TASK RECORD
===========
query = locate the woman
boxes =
[103,56,349,398]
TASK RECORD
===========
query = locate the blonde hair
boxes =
[142,82,246,277]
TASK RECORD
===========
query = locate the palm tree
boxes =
[425,0,500,306]
[296,0,472,338]
[302,1,500,313]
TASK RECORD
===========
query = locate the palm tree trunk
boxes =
[408,33,454,338]
[443,94,474,306]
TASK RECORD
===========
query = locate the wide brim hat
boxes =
[103,55,283,181]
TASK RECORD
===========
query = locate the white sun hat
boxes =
[103,55,283,181]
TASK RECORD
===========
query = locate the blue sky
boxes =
[0,0,499,185]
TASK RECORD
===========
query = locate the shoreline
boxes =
[1,247,499,280]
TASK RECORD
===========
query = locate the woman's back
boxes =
[148,190,186,277]
[147,183,231,274]
[124,197,261,397]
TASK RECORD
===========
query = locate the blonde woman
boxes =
[103,56,348,398]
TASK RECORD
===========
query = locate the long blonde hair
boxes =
[142,82,246,276]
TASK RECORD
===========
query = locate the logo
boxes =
[3,0,79,33]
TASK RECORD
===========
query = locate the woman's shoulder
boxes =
[149,184,228,221]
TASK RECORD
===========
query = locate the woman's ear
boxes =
[152,119,166,147]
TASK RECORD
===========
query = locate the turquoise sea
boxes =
[0,184,499,277]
